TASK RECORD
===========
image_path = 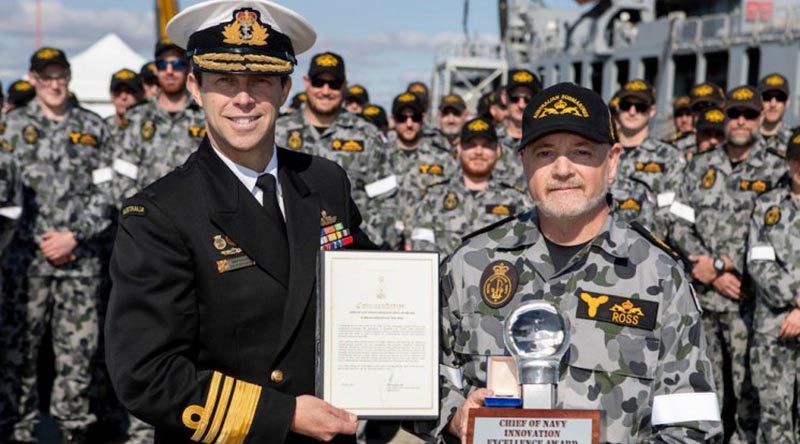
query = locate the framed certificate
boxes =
[317,250,439,419]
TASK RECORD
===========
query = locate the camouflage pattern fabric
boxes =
[0,100,114,440]
[410,176,530,255]
[762,126,793,159]
[746,185,800,443]
[495,130,526,189]
[110,97,205,205]
[416,210,721,443]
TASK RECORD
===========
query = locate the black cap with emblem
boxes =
[787,128,800,161]
[392,92,425,116]
[619,78,655,106]
[690,81,725,110]
[361,104,388,130]
[460,117,498,144]
[673,95,691,113]
[166,0,316,75]
[110,69,143,94]
[439,94,466,113]
[7,80,36,108]
[154,39,185,59]
[725,85,762,112]
[140,61,158,85]
[29,47,70,73]
[518,82,617,151]
[309,52,346,82]
[345,84,369,104]
[507,69,542,95]
[758,73,790,97]
[289,92,307,109]
[695,107,726,133]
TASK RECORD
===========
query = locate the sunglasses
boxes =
[441,108,463,117]
[155,59,189,71]
[761,91,788,103]
[619,101,649,113]
[394,113,423,123]
[726,108,760,120]
[310,78,344,90]
[509,94,531,105]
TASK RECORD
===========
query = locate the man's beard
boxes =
[308,97,341,117]
[460,157,494,178]
[533,180,608,219]
[726,129,756,147]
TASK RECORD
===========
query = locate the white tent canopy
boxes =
[69,33,147,118]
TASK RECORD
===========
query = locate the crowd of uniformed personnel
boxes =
[0,32,798,444]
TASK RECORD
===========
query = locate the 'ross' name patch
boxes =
[575,290,658,331]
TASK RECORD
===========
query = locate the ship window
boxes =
[705,51,728,91]
[537,67,546,86]
[746,47,760,86]
[673,54,697,97]
[643,57,659,87]
[573,62,583,85]
[591,62,604,94]
[616,60,630,88]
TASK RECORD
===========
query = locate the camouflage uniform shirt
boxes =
[410,176,529,256]
[423,211,720,443]
[1,100,114,277]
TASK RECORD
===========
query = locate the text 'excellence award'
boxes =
[466,301,599,444]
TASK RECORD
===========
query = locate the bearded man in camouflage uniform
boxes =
[111,42,206,205]
[746,128,800,443]
[274,52,390,244]
[0,47,115,444]
[410,117,529,255]
[670,85,786,443]
[416,82,721,444]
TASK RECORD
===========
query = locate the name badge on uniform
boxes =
[213,234,255,273]
[576,290,658,331]
[485,204,516,216]
[635,161,664,174]
[92,167,113,184]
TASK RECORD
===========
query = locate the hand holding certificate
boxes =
[317,251,440,419]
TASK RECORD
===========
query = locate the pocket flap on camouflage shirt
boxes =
[568,321,660,380]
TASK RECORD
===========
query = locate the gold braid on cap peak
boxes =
[193,53,293,73]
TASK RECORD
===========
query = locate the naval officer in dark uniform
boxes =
[105,1,373,443]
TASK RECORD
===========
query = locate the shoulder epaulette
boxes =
[461,214,516,243]
[629,221,689,268]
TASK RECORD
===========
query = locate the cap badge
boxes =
[222,8,269,46]
[693,84,713,97]
[409,84,426,94]
[397,93,416,103]
[315,54,339,67]
[363,106,380,117]
[35,48,60,60]
[467,119,490,131]
[349,85,364,94]
[675,96,690,106]
[625,80,648,91]
[533,94,589,119]
[14,81,32,92]
[512,71,534,83]
[443,95,460,104]
[114,70,136,80]
[792,134,800,144]
[731,88,754,101]
[609,96,620,109]
[705,109,725,123]
[765,75,784,86]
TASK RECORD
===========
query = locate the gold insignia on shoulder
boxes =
[213,235,227,251]
[533,94,589,119]
[287,130,303,150]
[349,85,364,95]
[618,198,641,212]
[766,75,784,86]
[320,210,338,226]
[419,164,444,175]
[467,119,490,131]
[222,8,269,46]
[480,260,518,309]
[624,79,648,91]
[114,69,136,80]
[188,125,206,139]
[693,84,713,97]
[397,93,416,103]
[443,192,458,211]
[23,124,38,144]
[341,140,364,152]
[363,106,380,117]
[731,87,754,101]
[512,71,534,83]
[141,120,155,141]
[702,168,716,189]
[705,109,725,123]
[122,205,146,217]
[764,205,781,226]
[68,131,81,144]
[315,53,339,67]
[35,48,59,60]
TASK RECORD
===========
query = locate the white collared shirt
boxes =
[211,144,285,219]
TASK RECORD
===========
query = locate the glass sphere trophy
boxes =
[465,301,599,444]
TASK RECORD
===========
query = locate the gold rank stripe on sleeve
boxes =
[181,371,262,444]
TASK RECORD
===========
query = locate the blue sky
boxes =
[0,0,578,107]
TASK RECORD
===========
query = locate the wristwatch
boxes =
[713,257,725,273]
[73,230,86,245]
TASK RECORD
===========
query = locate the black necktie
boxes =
[256,174,286,231]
